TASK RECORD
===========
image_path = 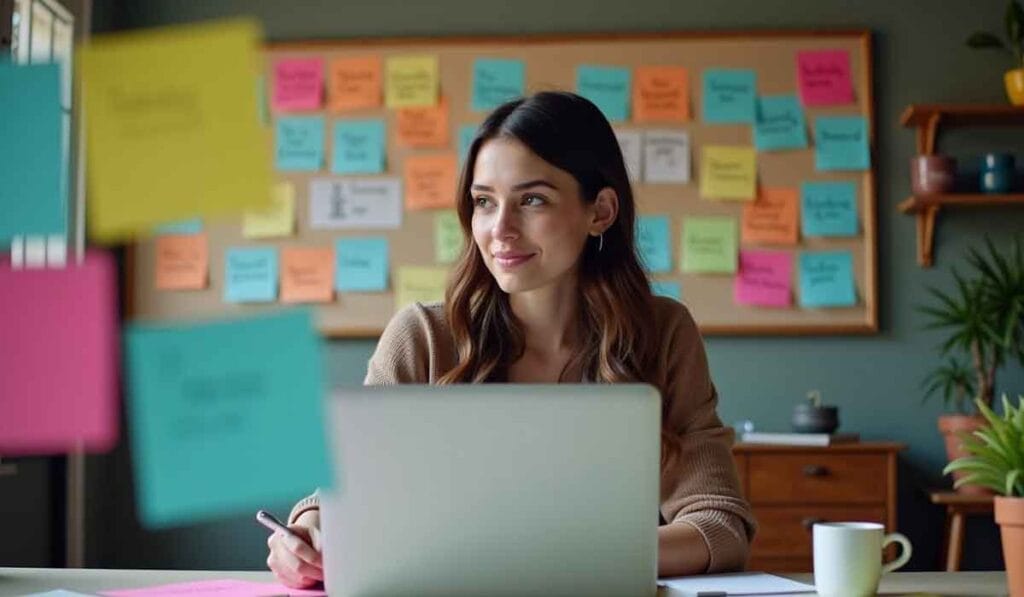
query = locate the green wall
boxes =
[89,0,1024,571]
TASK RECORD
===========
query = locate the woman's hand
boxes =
[266,509,323,588]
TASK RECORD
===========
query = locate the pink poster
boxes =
[734,249,793,307]
[273,58,324,111]
[796,49,854,106]
[0,251,119,454]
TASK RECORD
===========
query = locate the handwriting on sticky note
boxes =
[633,66,689,123]
[636,215,672,273]
[395,266,448,309]
[396,98,449,148]
[800,181,858,237]
[224,247,278,303]
[328,56,381,112]
[386,55,438,108]
[701,69,757,124]
[404,153,458,210]
[273,58,323,111]
[435,210,464,264]
[576,65,631,122]
[244,182,294,239]
[644,130,690,183]
[275,116,325,171]
[472,58,525,112]
[754,95,807,151]
[335,237,389,292]
[797,49,854,106]
[682,217,737,273]
[735,249,793,307]
[309,177,403,229]
[815,116,870,171]
[155,234,208,290]
[331,119,386,174]
[700,146,756,200]
[742,187,799,245]
[799,250,856,308]
[280,246,334,303]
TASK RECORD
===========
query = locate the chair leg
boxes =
[946,510,965,572]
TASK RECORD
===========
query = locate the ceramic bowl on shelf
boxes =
[910,155,956,195]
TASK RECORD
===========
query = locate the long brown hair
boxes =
[439,91,659,391]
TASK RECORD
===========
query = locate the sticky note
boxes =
[327,56,382,112]
[633,66,689,123]
[243,182,295,238]
[155,234,208,290]
[224,247,278,303]
[435,210,464,264]
[386,55,439,108]
[272,58,323,111]
[576,65,631,122]
[615,130,642,182]
[700,146,757,200]
[741,187,799,245]
[309,177,403,229]
[395,266,448,309]
[472,58,525,112]
[651,280,682,302]
[797,49,854,106]
[396,99,449,148]
[155,219,203,236]
[332,119,386,174]
[701,69,757,124]
[123,309,331,528]
[280,246,334,303]
[102,579,327,597]
[0,63,64,242]
[276,116,325,171]
[735,249,793,308]
[636,215,672,273]
[754,95,808,151]
[801,181,858,237]
[81,19,271,241]
[814,116,870,171]
[644,130,690,183]
[336,237,389,292]
[799,251,856,308]
[0,251,117,455]
[458,124,478,165]
[682,217,737,273]
[404,153,458,210]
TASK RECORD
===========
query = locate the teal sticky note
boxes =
[224,247,278,303]
[458,124,477,165]
[124,310,331,528]
[472,58,525,112]
[275,116,325,171]
[336,237,389,292]
[801,181,858,237]
[0,63,65,242]
[636,215,672,273]
[799,251,856,307]
[754,95,807,151]
[332,119,385,174]
[814,116,870,171]
[701,69,757,124]
[651,280,682,302]
[576,65,631,122]
[155,218,203,236]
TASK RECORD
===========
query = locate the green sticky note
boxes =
[472,58,525,112]
[754,95,807,151]
[275,116,325,171]
[224,247,278,303]
[682,217,738,273]
[335,237,389,292]
[636,215,672,273]
[124,310,331,528]
[702,69,757,124]
[435,210,464,264]
[814,116,870,171]
[651,280,682,302]
[799,250,856,307]
[331,119,385,174]
[576,65,631,122]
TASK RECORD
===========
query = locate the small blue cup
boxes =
[980,153,1015,193]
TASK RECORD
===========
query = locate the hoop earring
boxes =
[598,233,604,252]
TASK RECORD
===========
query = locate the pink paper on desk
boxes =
[796,49,854,106]
[734,249,793,308]
[273,58,324,111]
[102,579,325,597]
[0,251,119,455]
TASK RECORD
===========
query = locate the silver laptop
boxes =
[320,384,661,597]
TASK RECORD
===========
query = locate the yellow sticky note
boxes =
[81,19,272,242]
[244,182,295,238]
[386,55,439,108]
[395,266,448,310]
[699,146,757,201]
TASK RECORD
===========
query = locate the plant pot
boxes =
[1006,69,1024,106]
[938,414,993,495]
[995,496,1024,596]
[911,155,957,195]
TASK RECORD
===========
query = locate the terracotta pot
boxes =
[1006,69,1024,106]
[938,414,993,495]
[995,496,1024,596]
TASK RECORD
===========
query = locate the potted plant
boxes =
[966,0,1024,105]
[943,395,1024,596]
[919,236,1024,492]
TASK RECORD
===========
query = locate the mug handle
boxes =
[880,532,913,573]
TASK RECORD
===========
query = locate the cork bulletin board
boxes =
[126,30,877,337]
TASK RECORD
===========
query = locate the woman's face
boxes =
[470,138,595,295]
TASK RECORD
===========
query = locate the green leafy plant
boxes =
[943,395,1024,496]
[967,0,1024,69]
[921,357,976,413]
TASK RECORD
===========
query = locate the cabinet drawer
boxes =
[747,453,888,504]
[751,505,887,558]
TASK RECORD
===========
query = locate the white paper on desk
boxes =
[659,572,815,595]
[309,177,402,229]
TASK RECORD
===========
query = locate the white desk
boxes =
[0,568,1009,596]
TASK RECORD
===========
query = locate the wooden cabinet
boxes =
[733,442,904,572]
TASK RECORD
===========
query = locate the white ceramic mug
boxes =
[812,522,912,597]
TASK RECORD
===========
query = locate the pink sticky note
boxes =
[796,49,854,106]
[734,249,793,307]
[273,58,324,111]
[102,579,325,597]
[0,251,118,454]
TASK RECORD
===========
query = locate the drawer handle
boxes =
[802,464,830,477]
[802,517,827,530]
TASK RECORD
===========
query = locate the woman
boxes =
[268,91,756,588]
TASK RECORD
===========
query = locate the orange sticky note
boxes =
[633,66,690,123]
[396,97,450,148]
[280,246,335,303]
[155,234,208,290]
[327,56,382,112]
[741,187,799,245]
[404,153,458,210]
